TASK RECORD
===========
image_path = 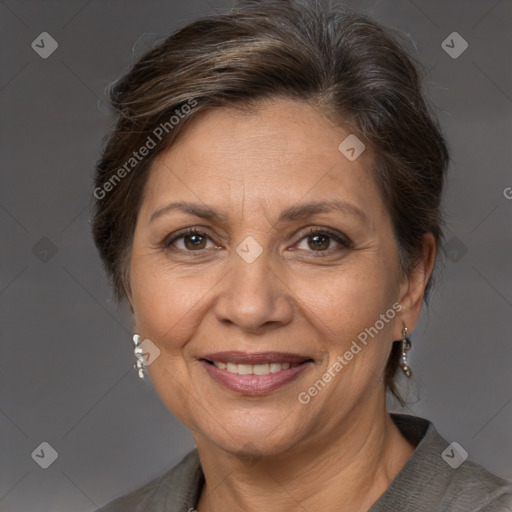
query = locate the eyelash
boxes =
[163,227,352,254]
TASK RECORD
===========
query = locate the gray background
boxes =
[1,0,511,510]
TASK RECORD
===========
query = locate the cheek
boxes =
[130,256,219,348]
[294,256,400,373]
[298,258,398,326]
[129,260,214,423]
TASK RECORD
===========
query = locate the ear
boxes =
[394,233,436,339]
[121,264,135,314]
[124,287,135,314]
[121,281,137,335]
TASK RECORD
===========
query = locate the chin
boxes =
[194,408,308,457]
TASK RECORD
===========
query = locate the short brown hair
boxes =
[92,0,449,402]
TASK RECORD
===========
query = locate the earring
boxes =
[399,327,412,377]
[132,334,146,380]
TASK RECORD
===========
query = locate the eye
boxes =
[162,227,351,255]
[295,228,351,253]
[164,228,217,251]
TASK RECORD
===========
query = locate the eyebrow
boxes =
[149,199,368,225]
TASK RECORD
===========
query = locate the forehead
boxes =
[141,99,385,223]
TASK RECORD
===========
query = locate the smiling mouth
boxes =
[203,360,307,375]
[199,352,314,394]
[200,351,313,379]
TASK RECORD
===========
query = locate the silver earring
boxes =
[399,327,412,377]
[132,334,146,379]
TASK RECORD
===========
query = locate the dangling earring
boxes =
[132,334,145,379]
[399,327,412,377]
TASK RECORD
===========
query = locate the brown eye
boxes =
[295,228,351,253]
[183,233,208,250]
[164,229,215,251]
[307,234,331,251]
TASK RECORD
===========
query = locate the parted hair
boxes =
[92,0,449,403]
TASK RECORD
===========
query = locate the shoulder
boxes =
[439,457,512,511]
[95,449,202,512]
[378,414,512,511]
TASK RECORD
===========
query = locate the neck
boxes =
[195,398,415,512]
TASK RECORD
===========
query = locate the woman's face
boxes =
[129,99,421,457]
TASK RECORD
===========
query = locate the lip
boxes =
[201,351,312,365]
[199,352,314,395]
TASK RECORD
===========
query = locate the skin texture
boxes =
[128,99,436,511]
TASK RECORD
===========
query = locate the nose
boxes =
[213,248,294,333]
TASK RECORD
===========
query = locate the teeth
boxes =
[253,363,269,375]
[212,361,297,375]
[237,364,252,375]
[270,363,283,373]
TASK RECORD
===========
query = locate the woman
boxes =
[92,0,512,510]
